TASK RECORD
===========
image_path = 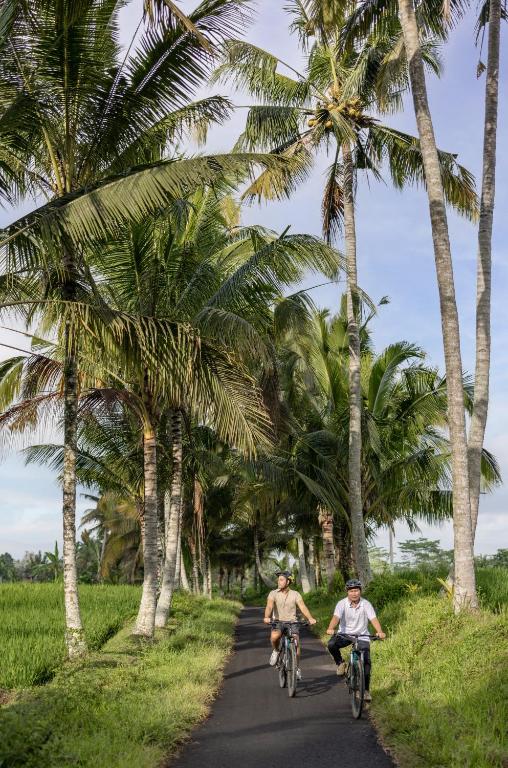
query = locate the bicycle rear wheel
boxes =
[287,642,297,697]
[350,657,365,719]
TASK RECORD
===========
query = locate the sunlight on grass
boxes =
[0,593,239,768]
[0,583,141,688]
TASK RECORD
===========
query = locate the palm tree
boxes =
[0,0,282,654]
[214,4,477,584]
[277,302,500,583]
[1,187,339,635]
[92,182,340,627]
[394,0,481,609]
[468,0,502,543]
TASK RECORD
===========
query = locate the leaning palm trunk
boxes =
[318,506,336,589]
[155,410,183,627]
[62,321,87,657]
[134,426,159,636]
[343,142,372,586]
[297,534,311,593]
[253,525,273,589]
[468,0,501,541]
[398,0,477,610]
[154,490,180,626]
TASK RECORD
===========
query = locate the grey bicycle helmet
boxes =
[345,578,363,590]
[276,570,293,581]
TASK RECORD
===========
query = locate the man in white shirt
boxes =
[326,578,386,702]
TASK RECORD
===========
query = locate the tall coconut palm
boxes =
[394,0,479,609]
[277,302,500,583]
[214,5,477,584]
[468,0,502,542]
[0,0,283,653]
[90,185,338,629]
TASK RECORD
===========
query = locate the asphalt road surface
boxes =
[169,606,394,768]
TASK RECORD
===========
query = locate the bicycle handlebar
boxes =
[342,633,381,640]
[269,620,309,627]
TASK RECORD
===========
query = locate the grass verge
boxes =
[0,583,141,688]
[0,594,240,768]
[371,595,508,768]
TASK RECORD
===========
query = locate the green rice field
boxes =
[0,583,141,689]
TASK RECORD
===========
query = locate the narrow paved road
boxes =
[170,607,394,768]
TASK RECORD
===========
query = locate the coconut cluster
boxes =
[307,97,365,130]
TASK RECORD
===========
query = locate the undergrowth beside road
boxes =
[306,567,508,768]
[0,583,141,688]
[0,594,240,768]
[371,595,507,768]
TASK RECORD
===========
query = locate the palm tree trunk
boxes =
[335,514,352,582]
[314,546,321,589]
[134,426,158,636]
[156,489,165,586]
[297,534,311,593]
[155,410,183,627]
[98,531,107,583]
[318,506,336,589]
[62,322,86,658]
[468,0,501,541]
[154,491,179,626]
[307,538,316,590]
[193,477,205,592]
[188,535,200,594]
[398,0,477,611]
[174,520,182,590]
[180,550,191,591]
[343,142,372,586]
[253,525,273,589]
[204,554,212,599]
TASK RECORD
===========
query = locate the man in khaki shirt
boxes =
[263,570,316,676]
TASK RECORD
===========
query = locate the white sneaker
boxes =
[269,649,278,666]
[296,668,302,681]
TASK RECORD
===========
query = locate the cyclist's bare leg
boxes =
[270,629,282,650]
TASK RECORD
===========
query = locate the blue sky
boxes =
[0,1,506,559]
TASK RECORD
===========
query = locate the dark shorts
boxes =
[271,621,300,637]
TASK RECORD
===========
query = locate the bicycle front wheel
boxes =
[287,642,297,697]
[278,650,287,688]
[350,657,365,719]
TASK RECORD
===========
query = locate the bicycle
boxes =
[342,633,380,719]
[270,620,308,697]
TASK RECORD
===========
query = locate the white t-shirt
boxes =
[333,597,376,642]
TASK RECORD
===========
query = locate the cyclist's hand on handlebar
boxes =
[263,617,272,624]
[308,617,317,626]
[326,628,335,635]
[376,631,386,640]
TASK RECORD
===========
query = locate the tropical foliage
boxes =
[0,0,504,664]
